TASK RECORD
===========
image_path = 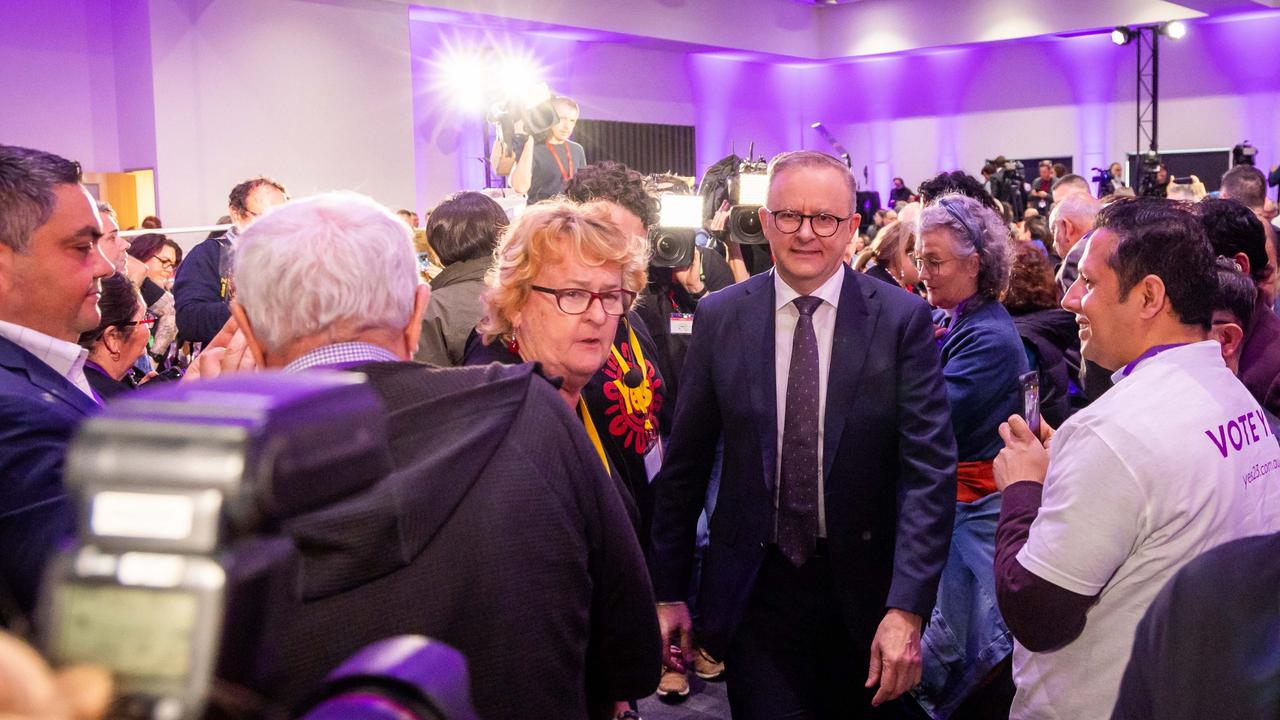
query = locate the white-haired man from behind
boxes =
[229,191,428,369]
[214,191,662,720]
[1049,192,1101,297]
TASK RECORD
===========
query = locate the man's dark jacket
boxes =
[0,336,94,615]
[1240,296,1280,417]
[173,234,232,347]
[648,266,957,659]
[415,256,490,367]
[218,361,661,719]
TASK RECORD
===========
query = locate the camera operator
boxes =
[498,96,586,205]
[1029,160,1054,213]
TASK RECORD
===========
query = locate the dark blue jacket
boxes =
[173,234,232,347]
[649,267,957,658]
[0,336,96,613]
[935,297,1029,462]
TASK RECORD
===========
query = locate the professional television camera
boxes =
[486,86,560,175]
[1138,151,1164,197]
[648,192,703,269]
[36,372,482,719]
[1232,140,1258,167]
[727,158,770,246]
[1092,166,1114,198]
[986,156,1027,216]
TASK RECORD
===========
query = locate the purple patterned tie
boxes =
[778,295,822,566]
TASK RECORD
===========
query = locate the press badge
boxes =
[670,313,694,335]
[644,440,664,483]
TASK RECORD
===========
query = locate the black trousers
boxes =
[725,544,922,720]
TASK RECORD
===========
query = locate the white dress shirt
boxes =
[0,319,97,402]
[773,267,844,537]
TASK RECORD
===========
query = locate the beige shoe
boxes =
[692,647,725,681]
[656,666,690,700]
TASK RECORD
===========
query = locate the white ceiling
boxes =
[393,0,1279,59]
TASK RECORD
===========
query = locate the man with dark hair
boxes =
[1197,198,1280,416]
[651,150,956,718]
[506,96,587,205]
[917,170,1000,211]
[173,176,288,347]
[992,197,1280,719]
[414,191,509,366]
[0,144,114,614]
[1221,164,1268,213]
[889,176,913,205]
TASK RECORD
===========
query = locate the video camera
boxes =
[1091,166,1114,197]
[985,156,1027,216]
[486,88,559,146]
[36,372,472,719]
[728,158,770,246]
[648,192,703,269]
[1139,150,1164,197]
[1232,141,1257,167]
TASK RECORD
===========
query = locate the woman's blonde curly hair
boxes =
[478,199,650,344]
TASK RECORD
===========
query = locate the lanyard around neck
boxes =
[578,397,610,474]
[546,140,574,182]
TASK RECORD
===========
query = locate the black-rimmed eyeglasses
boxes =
[530,285,636,316]
[763,208,852,238]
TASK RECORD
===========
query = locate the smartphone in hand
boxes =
[1019,371,1041,438]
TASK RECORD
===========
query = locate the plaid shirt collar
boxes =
[282,342,401,373]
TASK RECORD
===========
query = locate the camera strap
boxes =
[546,140,574,182]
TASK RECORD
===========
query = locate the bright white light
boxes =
[737,174,770,206]
[1165,21,1187,40]
[1111,28,1128,45]
[497,50,548,106]
[436,48,489,112]
[658,194,703,229]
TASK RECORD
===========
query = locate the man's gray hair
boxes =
[1049,192,1101,232]
[0,145,82,253]
[766,150,858,211]
[233,191,420,354]
[918,193,1011,299]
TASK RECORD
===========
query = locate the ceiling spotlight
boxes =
[1111,27,1133,46]
[1164,20,1188,40]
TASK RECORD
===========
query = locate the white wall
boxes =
[147,0,417,225]
[0,0,122,172]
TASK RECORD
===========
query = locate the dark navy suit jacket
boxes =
[649,266,957,657]
[0,335,95,613]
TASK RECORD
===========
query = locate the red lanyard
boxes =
[546,141,574,182]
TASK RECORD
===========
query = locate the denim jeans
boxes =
[912,492,1013,719]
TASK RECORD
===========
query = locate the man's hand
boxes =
[865,609,922,706]
[994,414,1051,492]
[656,602,693,672]
[181,317,257,382]
[672,248,705,295]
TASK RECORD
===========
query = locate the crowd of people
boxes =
[2,135,1280,720]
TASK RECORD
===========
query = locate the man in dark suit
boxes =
[0,145,114,616]
[205,191,660,719]
[173,176,288,348]
[650,151,956,718]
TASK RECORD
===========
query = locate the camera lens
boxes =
[655,234,678,262]
[736,213,761,234]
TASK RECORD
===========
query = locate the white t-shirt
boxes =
[1012,341,1280,719]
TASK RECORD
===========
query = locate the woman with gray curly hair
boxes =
[911,193,1029,718]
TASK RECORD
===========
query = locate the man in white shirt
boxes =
[0,144,114,615]
[992,197,1280,719]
